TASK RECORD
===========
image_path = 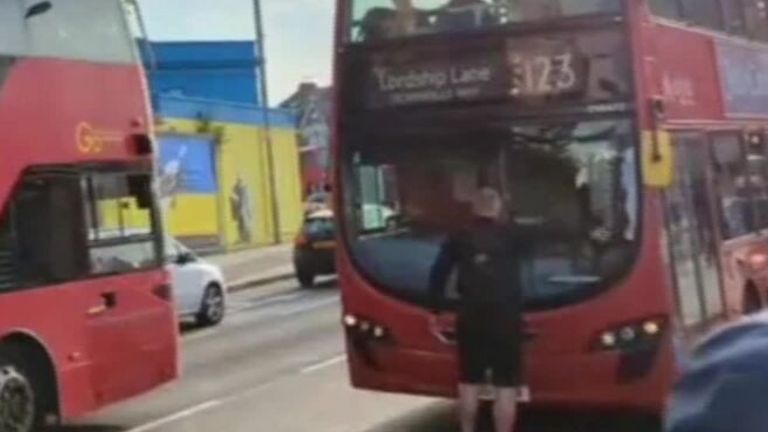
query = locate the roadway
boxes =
[61,279,660,432]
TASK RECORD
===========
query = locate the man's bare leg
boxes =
[458,383,481,432]
[493,387,518,432]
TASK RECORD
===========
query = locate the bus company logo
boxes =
[76,122,121,154]
[662,74,696,107]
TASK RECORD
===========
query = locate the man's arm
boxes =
[428,237,458,313]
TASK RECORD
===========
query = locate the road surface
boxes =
[61,278,659,432]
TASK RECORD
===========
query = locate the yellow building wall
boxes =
[164,196,219,238]
[157,118,302,250]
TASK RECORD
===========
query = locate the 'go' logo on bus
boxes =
[76,122,106,154]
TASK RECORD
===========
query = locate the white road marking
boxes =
[125,381,280,432]
[238,291,304,309]
[183,328,219,342]
[275,297,339,317]
[183,292,325,342]
[125,400,224,432]
[126,293,341,431]
[300,354,346,374]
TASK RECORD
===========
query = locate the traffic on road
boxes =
[4,0,768,431]
[62,278,657,432]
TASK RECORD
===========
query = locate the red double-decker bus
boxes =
[334,0,768,412]
[0,1,179,430]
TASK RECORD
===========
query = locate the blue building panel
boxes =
[155,95,298,129]
[142,40,264,106]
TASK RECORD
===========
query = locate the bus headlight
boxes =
[643,320,661,336]
[620,327,637,342]
[600,332,617,348]
[343,314,358,327]
[595,317,666,352]
[343,314,391,341]
[372,326,386,339]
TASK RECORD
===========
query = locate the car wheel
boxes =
[197,284,225,327]
[297,269,315,288]
[0,346,41,432]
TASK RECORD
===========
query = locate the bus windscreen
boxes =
[349,0,622,42]
[343,118,640,310]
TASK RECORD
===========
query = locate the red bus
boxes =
[334,0,768,413]
[0,1,179,430]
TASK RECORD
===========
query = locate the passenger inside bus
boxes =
[353,0,623,41]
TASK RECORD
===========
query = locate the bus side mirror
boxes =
[642,130,675,189]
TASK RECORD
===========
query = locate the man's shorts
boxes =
[457,318,523,388]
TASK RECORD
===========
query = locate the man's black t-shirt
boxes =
[429,217,531,329]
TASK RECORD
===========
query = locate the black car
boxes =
[293,209,336,288]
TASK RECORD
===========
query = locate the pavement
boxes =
[205,244,296,292]
[64,274,660,432]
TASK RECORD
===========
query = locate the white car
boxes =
[166,238,227,327]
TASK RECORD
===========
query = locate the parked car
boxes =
[166,237,227,326]
[293,209,336,288]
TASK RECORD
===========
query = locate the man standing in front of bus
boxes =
[429,187,529,432]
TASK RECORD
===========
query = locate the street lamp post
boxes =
[253,0,282,245]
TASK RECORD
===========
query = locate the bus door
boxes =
[709,130,768,316]
[11,169,170,404]
[83,171,173,404]
[664,132,725,330]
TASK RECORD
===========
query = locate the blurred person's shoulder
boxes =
[666,313,768,432]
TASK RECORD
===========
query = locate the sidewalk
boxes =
[206,244,295,292]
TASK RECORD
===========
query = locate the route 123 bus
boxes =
[334,0,768,412]
[0,1,179,430]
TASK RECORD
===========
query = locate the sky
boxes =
[136,0,335,105]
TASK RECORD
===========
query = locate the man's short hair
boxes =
[472,187,503,219]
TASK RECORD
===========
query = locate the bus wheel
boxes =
[0,346,39,432]
[743,284,762,315]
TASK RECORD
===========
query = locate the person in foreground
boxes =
[429,187,529,432]
[665,313,768,432]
